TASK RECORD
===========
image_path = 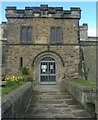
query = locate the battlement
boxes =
[5,4,81,19]
[80,23,88,30]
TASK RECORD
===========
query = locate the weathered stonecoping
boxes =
[1,82,33,119]
[63,79,96,104]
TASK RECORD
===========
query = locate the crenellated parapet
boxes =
[5,4,81,19]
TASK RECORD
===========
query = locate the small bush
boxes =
[21,67,34,82]
[21,67,29,75]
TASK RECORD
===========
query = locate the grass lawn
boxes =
[70,79,96,87]
[1,81,24,96]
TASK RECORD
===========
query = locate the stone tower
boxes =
[4,4,81,84]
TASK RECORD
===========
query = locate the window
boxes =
[50,27,63,44]
[50,27,56,43]
[20,57,23,68]
[2,46,6,64]
[21,27,27,43]
[21,26,32,43]
[27,27,32,43]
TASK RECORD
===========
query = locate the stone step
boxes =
[22,84,93,119]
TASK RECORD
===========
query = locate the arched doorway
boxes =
[39,57,57,84]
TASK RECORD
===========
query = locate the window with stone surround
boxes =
[50,27,63,44]
[21,26,32,43]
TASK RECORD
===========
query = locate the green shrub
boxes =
[21,67,29,75]
[21,67,33,82]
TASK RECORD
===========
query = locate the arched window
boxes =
[41,57,55,61]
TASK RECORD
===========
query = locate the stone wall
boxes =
[0,23,7,81]
[63,79,96,117]
[82,45,96,82]
[7,18,79,44]
[80,23,97,82]
[1,82,33,119]
[6,45,79,83]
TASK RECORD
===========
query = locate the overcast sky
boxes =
[0,1,97,36]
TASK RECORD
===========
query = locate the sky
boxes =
[0,1,97,36]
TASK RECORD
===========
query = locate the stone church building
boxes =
[0,4,96,84]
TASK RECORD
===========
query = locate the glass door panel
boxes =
[40,57,56,84]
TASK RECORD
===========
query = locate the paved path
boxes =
[22,83,93,119]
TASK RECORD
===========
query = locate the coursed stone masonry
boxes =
[3,4,81,84]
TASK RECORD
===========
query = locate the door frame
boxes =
[39,57,57,85]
